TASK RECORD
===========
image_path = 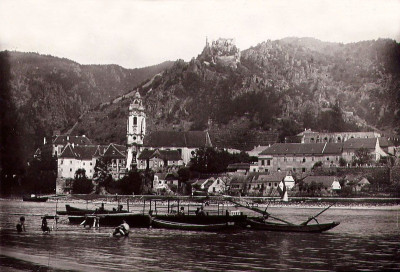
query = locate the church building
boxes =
[126,91,146,170]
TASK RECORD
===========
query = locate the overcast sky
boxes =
[1,0,399,68]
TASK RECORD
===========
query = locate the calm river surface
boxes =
[0,199,399,271]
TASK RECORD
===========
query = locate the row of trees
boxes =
[70,166,153,195]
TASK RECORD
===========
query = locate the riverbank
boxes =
[2,195,399,211]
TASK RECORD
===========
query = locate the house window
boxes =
[274,183,277,187]
[90,170,92,173]
[83,162,85,166]
[284,157,287,162]
[261,160,265,166]
[269,183,272,187]
[90,162,93,166]
[327,157,329,161]
[133,117,137,125]
[61,160,63,165]
[312,156,314,161]
[217,180,220,185]
[70,168,72,172]
[302,168,306,173]
[70,161,72,164]
[267,160,271,166]
[303,157,306,163]
[213,187,216,192]
[293,168,296,172]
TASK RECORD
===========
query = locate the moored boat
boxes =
[151,218,234,231]
[68,213,151,228]
[246,218,340,233]
[23,194,48,202]
[57,204,127,215]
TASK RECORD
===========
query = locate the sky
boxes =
[0,0,399,68]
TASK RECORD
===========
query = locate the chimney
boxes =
[43,137,46,145]
[82,135,85,137]
[67,136,69,141]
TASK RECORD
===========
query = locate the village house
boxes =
[142,131,212,165]
[342,138,387,164]
[137,149,183,170]
[302,176,341,193]
[56,144,106,193]
[192,177,227,195]
[258,143,343,173]
[246,172,291,196]
[153,173,180,194]
[35,134,92,159]
[102,143,128,180]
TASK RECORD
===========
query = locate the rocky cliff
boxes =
[73,38,400,150]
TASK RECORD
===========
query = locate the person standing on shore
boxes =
[16,216,26,233]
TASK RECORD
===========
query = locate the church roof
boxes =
[138,149,182,161]
[143,131,212,148]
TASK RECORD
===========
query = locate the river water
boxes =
[0,199,399,271]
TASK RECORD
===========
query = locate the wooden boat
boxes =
[227,197,340,233]
[23,194,48,202]
[68,213,247,229]
[68,213,151,228]
[151,218,233,231]
[246,218,340,233]
[57,204,127,215]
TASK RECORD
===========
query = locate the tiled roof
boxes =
[260,143,343,156]
[227,163,250,170]
[303,176,338,187]
[251,172,286,183]
[323,143,343,154]
[138,149,182,161]
[59,144,98,160]
[72,145,99,160]
[144,131,212,148]
[53,135,92,145]
[343,138,377,150]
[103,144,127,159]
[378,137,394,148]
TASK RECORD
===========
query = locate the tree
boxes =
[312,161,323,169]
[117,170,142,195]
[353,148,372,166]
[339,157,347,167]
[190,147,253,174]
[72,169,93,194]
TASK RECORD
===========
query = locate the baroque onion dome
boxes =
[126,91,146,169]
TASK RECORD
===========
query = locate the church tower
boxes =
[126,91,146,170]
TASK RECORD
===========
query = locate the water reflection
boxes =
[0,200,399,271]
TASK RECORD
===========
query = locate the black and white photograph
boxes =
[0,0,399,271]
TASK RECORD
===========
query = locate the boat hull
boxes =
[23,196,48,202]
[58,204,127,215]
[68,213,247,229]
[151,218,233,231]
[68,213,151,228]
[246,218,340,233]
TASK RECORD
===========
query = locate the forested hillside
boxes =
[73,38,400,150]
[0,51,173,173]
